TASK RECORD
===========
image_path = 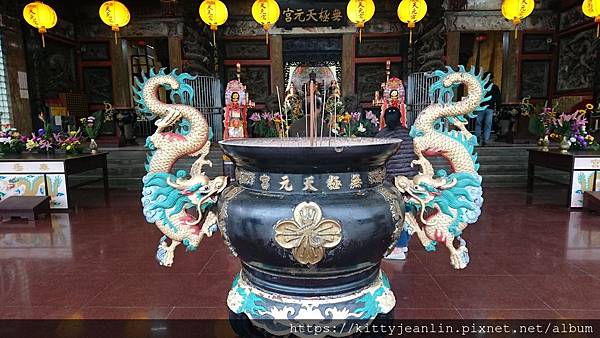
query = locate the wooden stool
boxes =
[584,191,600,213]
[0,196,51,221]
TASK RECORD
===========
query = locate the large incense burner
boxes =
[137,66,489,337]
[218,137,403,333]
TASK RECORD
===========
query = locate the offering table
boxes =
[0,152,108,209]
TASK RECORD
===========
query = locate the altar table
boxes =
[0,152,108,209]
[527,149,600,208]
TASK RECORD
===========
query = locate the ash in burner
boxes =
[219,137,402,148]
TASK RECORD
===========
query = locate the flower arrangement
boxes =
[249,112,279,138]
[26,128,55,152]
[0,125,26,154]
[528,105,556,137]
[54,130,84,154]
[331,110,379,137]
[547,104,599,151]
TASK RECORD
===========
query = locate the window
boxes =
[0,33,11,126]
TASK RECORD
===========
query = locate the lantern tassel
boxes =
[597,23,599,39]
[41,33,46,48]
[213,30,216,47]
[266,30,269,45]
[114,31,118,45]
[514,26,518,40]
[409,29,413,45]
[359,28,362,43]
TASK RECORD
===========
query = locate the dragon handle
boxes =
[136,69,228,267]
[395,66,490,269]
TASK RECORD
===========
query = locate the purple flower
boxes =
[249,113,261,122]
[351,112,361,122]
[37,128,45,136]
[261,112,273,121]
[39,139,51,150]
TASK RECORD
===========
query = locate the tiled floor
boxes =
[1,186,600,320]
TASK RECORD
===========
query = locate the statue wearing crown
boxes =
[223,64,254,140]
[374,62,408,129]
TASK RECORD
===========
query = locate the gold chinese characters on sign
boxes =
[259,174,270,190]
[279,175,293,191]
[273,201,342,265]
[281,6,346,27]
[350,174,363,189]
[303,176,318,192]
[236,168,256,186]
[326,175,342,190]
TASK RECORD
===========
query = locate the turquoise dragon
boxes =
[395,66,490,269]
[136,68,228,267]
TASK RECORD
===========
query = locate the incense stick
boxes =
[276,85,286,138]
[304,84,308,138]
[320,88,327,139]
[333,96,337,138]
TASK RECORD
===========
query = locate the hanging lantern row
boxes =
[251,0,280,45]
[199,0,229,46]
[23,1,130,47]
[501,0,534,39]
[22,1,600,50]
[99,1,131,44]
[582,0,600,38]
[22,1,57,48]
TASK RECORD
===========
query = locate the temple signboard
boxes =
[279,1,347,28]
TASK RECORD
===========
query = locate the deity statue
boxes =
[223,80,249,140]
[379,77,407,129]
[284,83,303,120]
[325,80,343,116]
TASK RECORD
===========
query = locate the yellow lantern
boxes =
[99,1,131,44]
[397,0,427,45]
[346,0,375,42]
[252,0,280,44]
[199,0,228,46]
[501,0,534,39]
[23,1,57,48]
[582,0,600,38]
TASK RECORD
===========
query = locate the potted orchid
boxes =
[81,110,104,153]
[249,112,279,138]
[331,110,380,137]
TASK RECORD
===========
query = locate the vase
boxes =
[218,137,403,335]
[89,138,98,154]
[559,136,571,153]
[538,135,550,151]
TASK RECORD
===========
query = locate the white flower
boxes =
[357,123,366,133]
[570,137,576,143]
[0,137,9,144]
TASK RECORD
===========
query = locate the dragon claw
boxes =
[450,245,469,269]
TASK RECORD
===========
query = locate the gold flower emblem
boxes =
[273,202,342,265]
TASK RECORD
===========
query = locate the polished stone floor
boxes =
[1,186,600,320]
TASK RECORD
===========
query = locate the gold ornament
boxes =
[274,202,342,265]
